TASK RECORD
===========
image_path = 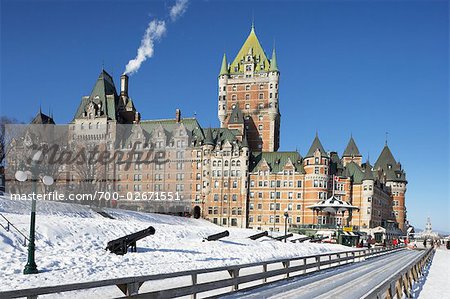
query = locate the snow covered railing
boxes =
[0,245,404,299]
[361,247,435,299]
[0,212,30,246]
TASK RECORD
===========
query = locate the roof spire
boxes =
[385,131,389,146]
[205,127,214,146]
[219,53,229,76]
[251,11,255,31]
[269,47,279,72]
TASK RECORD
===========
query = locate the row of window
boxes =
[249,202,302,211]
[250,180,302,188]
[228,83,278,92]
[250,191,301,200]
[208,207,243,215]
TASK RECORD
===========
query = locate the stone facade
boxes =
[6,26,408,233]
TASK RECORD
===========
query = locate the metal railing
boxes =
[0,245,404,299]
[362,247,435,299]
[0,213,29,246]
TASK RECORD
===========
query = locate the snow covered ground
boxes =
[417,248,450,298]
[0,196,350,297]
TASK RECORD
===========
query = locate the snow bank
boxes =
[0,196,350,295]
[418,249,450,298]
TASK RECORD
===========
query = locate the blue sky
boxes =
[1,0,448,231]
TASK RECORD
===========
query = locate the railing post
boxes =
[316,256,321,270]
[337,253,341,265]
[303,258,307,274]
[191,274,197,299]
[283,261,290,278]
[262,264,268,282]
[228,269,240,291]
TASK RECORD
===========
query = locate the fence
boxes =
[362,247,435,299]
[0,246,404,299]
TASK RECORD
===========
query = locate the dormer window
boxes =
[388,164,392,169]
[246,65,252,71]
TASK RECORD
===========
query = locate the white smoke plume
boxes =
[123,0,189,75]
[170,0,189,22]
[123,20,167,75]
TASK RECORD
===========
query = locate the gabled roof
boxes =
[73,70,119,121]
[228,105,244,125]
[229,26,271,74]
[305,134,328,158]
[250,151,304,173]
[343,136,361,157]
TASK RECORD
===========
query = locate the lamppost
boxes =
[284,208,289,243]
[15,150,54,275]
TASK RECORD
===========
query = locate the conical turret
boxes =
[269,48,279,72]
[219,53,229,76]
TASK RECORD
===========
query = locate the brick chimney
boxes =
[175,109,181,123]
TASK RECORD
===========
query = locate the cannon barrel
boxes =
[106,226,155,255]
[204,230,229,241]
[248,231,268,240]
[273,233,293,241]
[290,236,311,243]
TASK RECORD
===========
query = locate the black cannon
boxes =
[248,231,268,240]
[204,230,229,242]
[309,236,328,243]
[290,236,311,243]
[273,233,293,241]
[106,226,156,255]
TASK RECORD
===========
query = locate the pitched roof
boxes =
[250,151,304,173]
[228,105,244,125]
[342,136,361,157]
[219,53,229,76]
[374,145,407,182]
[345,161,365,183]
[269,48,278,72]
[362,160,374,181]
[229,27,271,74]
[374,145,397,170]
[31,110,55,125]
[73,70,119,122]
[204,127,214,145]
[305,134,328,158]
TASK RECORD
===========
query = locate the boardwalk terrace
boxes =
[4,25,407,234]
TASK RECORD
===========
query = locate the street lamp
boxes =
[15,150,54,275]
[284,208,289,243]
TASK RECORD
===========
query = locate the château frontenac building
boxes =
[10,25,408,233]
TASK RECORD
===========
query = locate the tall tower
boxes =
[218,25,280,152]
[374,144,408,231]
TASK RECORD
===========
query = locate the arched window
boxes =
[231,160,236,167]
[224,160,229,166]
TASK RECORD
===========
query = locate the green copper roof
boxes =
[343,136,361,157]
[345,161,364,183]
[269,48,278,72]
[219,53,229,76]
[250,151,304,173]
[362,160,374,181]
[228,105,244,125]
[204,127,214,145]
[73,70,118,122]
[305,134,328,158]
[229,27,270,74]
